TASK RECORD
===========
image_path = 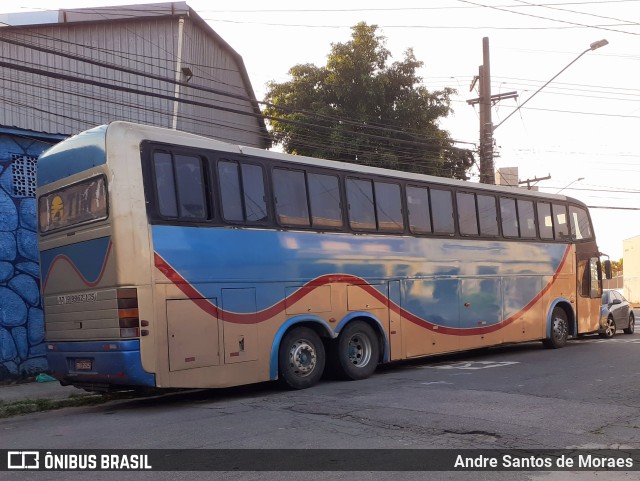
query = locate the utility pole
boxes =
[467,37,517,184]
[518,174,551,190]
[479,37,493,184]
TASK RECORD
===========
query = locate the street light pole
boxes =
[556,177,584,194]
[493,39,608,132]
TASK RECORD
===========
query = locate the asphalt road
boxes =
[2,325,640,481]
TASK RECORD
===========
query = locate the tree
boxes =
[263,23,474,180]
[611,258,623,277]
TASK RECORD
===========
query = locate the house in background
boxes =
[0,1,268,380]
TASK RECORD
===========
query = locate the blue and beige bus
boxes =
[37,121,610,391]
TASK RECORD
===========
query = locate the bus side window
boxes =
[308,173,343,229]
[153,152,178,217]
[374,181,403,232]
[552,204,569,239]
[457,192,478,236]
[430,188,454,235]
[273,168,310,227]
[174,155,206,219]
[218,160,243,222]
[517,199,536,238]
[477,194,498,236]
[500,197,518,238]
[537,202,554,239]
[347,178,376,231]
[406,186,431,234]
[241,164,268,222]
[569,205,593,240]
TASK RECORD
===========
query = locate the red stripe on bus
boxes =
[154,244,570,336]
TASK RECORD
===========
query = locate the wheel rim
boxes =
[288,339,317,377]
[630,316,635,333]
[552,316,567,341]
[605,318,614,337]
[347,333,372,368]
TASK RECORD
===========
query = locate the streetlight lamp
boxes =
[556,177,584,194]
[493,39,608,131]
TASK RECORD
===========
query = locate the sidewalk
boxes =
[0,380,82,404]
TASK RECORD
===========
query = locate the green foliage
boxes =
[263,22,474,179]
[0,393,108,418]
[611,259,623,276]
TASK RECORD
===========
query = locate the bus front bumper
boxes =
[46,340,156,388]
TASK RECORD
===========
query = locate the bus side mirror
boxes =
[603,260,612,280]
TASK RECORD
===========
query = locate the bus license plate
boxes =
[75,359,92,371]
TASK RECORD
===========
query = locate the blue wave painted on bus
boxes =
[40,236,112,289]
[151,225,568,326]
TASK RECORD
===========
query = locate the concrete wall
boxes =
[623,236,640,305]
[0,133,57,380]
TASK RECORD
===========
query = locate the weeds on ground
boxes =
[0,393,111,419]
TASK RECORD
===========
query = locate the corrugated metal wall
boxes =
[0,14,265,147]
[177,20,262,146]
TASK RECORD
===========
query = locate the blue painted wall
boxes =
[0,132,59,381]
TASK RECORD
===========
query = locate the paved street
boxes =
[3,324,640,481]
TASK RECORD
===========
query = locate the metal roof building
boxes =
[0,2,268,381]
[0,1,269,147]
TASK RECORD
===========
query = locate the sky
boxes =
[1,0,639,260]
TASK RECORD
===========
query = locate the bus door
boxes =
[576,256,602,333]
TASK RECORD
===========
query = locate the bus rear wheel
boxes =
[278,326,325,389]
[543,307,568,349]
[333,321,380,380]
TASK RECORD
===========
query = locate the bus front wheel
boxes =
[543,307,569,349]
[333,321,380,380]
[278,326,325,389]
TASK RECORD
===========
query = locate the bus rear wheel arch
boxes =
[543,306,570,349]
[329,320,381,381]
[278,325,326,389]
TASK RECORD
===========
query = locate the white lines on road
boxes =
[572,338,640,344]
[420,381,454,386]
[422,360,520,370]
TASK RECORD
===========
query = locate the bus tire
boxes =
[543,307,569,349]
[334,321,380,381]
[278,326,325,389]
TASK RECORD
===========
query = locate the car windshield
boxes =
[602,292,610,305]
